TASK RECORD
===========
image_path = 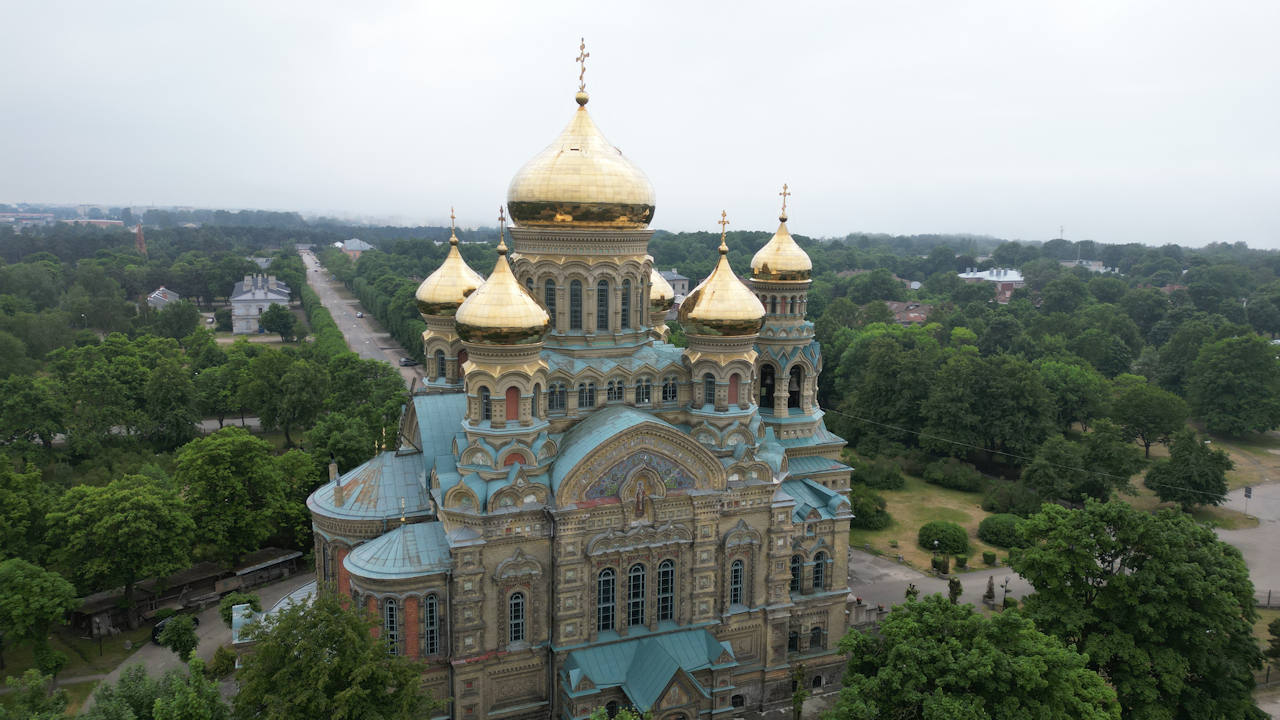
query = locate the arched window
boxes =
[657,560,675,621]
[703,374,716,407]
[606,702,619,719]
[569,280,583,329]
[729,559,744,606]
[620,279,631,329]
[662,376,678,403]
[383,597,399,655]
[421,594,439,655]
[434,350,446,380]
[457,348,467,366]
[597,569,616,632]
[810,626,824,651]
[607,379,624,402]
[321,545,333,585]
[531,383,541,419]
[731,695,745,709]
[788,366,804,408]
[791,296,798,314]
[760,364,776,410]
[544,280,557,330]
[770,296,778,314]
[479,387,491,421]
[578,382,596,409]
[628,563,646,627]
[508,592,525,643]
[548,383,566,412]
[812,674,823,689]
[813,551,827,590]
[596,280,610,332]
[635,377,652,405]
[789,555,802,592]
[728,373,740,406]
[505,386,520,422]
[788,631,799,652]
[525,277,533,293]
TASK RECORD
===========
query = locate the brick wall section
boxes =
[336,547,350,595]
[404,596,420,659]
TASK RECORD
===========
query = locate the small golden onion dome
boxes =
[506,96,655,229]
[750,212,811,282]
[454,239,549,345]
[415,229,485,317]
[649,267,675,314]
[678,238,765,337]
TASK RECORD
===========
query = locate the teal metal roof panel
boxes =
[343,521,451,580]
[778,421,844,448]
[787,455,852,476]
[307,451,430,521]
[551,406,680,495]
[560,629,736,711]
[412,393,467,459]
[780,477,849,522]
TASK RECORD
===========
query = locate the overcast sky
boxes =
[3,1,1278,247]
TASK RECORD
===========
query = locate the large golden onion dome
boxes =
[649,266,675,314]
[678,215,766,336]
[751,187,811,281]
[455,220,549,345]
[506,92,655,230]
[415,221,484,318]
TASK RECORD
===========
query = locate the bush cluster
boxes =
[923,458,985,492]
[981,480,1042,516]
[300,285,348,358]
[978,514,1027,548]
[849,485,893,530]
[918,520,969,555]
[853,457,906,490]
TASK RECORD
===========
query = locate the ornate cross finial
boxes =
[497,206,508,254]
[450,206,456,232]
[576,38,590,92]
[717,210,730,252]
[779,183,791,219]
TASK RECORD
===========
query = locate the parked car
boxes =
[152,614,200,644]
[356,312,364,318]
[399,357,419,367]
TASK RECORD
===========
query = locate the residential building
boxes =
[146,286,180,310]
[230,274,291,334]
[957,267,1025,304]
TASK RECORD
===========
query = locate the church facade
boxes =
[307,71,879,720]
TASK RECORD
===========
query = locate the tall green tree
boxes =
[0,670,68,720]
[1037,359,1109,431]
[234,592,442,720]
[45,475,196,625]
[828,594,1119,720]
[243,353,327,446]
[1143,428,1233,511]
[157,615,199,662]
[0,375,65,452]
[174,428,286,563]
[83,660,230,720]
[0,456,52,563]
[154,300,202,340]
[1188,334,1280,436]
[258,303,297,342]
[1110,379,1188,457]
[144,357,199,450]
[921,352,1054,460]
[0,560,78,670]
[1014,501,1264,720]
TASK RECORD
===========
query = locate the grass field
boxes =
[1,626,150,682]
[849,473,1007,571]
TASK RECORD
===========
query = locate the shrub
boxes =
[923,458,985,492]
[896,449,931,477]
[918,521,968,555]
[981,480,1043,516]
[982,551,997,566]
[853,457,906,490]
[153,607,177,622]
[978,514,1026,548]
[931,555,951,574]
[207,645,237,679]
[849,485,893,530]
[1003,596,1018,609]
[954,555,968,569]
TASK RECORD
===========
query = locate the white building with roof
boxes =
[230,274,291,334]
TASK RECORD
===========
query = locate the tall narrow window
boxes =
[813,551,827,590]
[760,364,776,409]
[662,376,678,403]
[505,386,520,422]
[509,592,525,643]
[570,280,582,329]
[531,383,541,419]
[788,366,804,409]
[578,383,596,409]
[422,595,439,655]
[544,280,557,330]
[729,559,744,606]
[728,374,740,406]
[321,545,332,585]
[525,277,533,293]
[703,374,716,407]
[596,280,610,332]
[657,560,674,621]
[549,383,566,412]
[635,378,652,405]
[620,279,631,329]
[809,626,824,650]
[607,379,624,402]
[435,350,446,380]
[790,555,802,592]
[383,598,399,655]
[597,569,616,632]
[628,563,646,627]
[788,631,799,652]
[771,296,778,314]
[480,387,491,421]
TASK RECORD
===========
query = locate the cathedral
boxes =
[307,56,880,720]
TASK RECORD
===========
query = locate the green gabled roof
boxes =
[412,393,467,459]
[343,521,451,580]
[779,477,850,522]
[551,406,681,495]
[561,629,736,711]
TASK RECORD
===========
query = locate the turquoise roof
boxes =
[778,421,844,448]
[551,406,680,495]
[343,521,451,580]
[787,455,852,477]
[412,393,467,458]
[779,477,850,522]
[561,629,735,711]
[307,450,430,521]
[543,344,684,378]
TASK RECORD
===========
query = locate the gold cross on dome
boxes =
[779,183,791,215]
[450,206,456,232]
[577,38,590,91]
[498,206,505,227]
[717,210,730,247]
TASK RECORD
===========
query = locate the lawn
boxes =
[849,473,1007,571]
[1,625,151,681]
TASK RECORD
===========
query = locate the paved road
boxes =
[1218,482,1280,596]
[848,551,1032,610]
[78,573,314,713]
[297,246,424,389]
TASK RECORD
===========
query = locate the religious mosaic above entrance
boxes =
[583,450,696,500]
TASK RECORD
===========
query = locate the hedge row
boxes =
[300,285,349,358]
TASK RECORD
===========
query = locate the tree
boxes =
[1266,618,1280,667]
[158,615,199,662]
[1188,334,1280,436]
[219,592,262,628]
[194,364,238,429]
[1014,501,1264,719]
[1079,419,1144,495]
[921,353,1055,460]
[1041,275,1089,314]
[947,577,963,604]
[234,592,442,720]
[1037,360,1109,431]
[45,475,196,626]
[83,660,229,720]
[144,357,199,450]
[0,560,78,669]
[173,428,285,564]
[1111,380,1188,457]
[243,353,327,446]
[0,456,52,563]
[791,663,808,720]
[0,375,66,451]
[1021,436,1089,504]
[155,300,202,340]
[258,303,297,342]
[0,670,68,720]
[829,594,1119,720]
[1143,428,1232,511]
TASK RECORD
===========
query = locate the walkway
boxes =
[848,550,1032,610]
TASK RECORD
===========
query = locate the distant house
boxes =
[1059,259,1118,274]
[230,274,291,334]
[247,257,273,270]
[147,286,180,309]
[957,267,1025,304]
[659,268,690,297]
[341,238,374,261]
[884,301,932,326]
